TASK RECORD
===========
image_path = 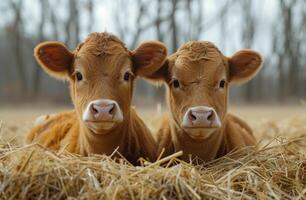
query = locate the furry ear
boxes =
[34,41,74,79]
[132,41,168,80]
[228,49,263,84]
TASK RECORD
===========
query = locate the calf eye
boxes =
[75,72,83,81]
[123,72,130,81]
[219,79,226,88]
[172,79,180,88]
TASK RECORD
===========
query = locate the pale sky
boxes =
[0,0,280,58]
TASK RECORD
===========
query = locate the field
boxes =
[0,104,306,199]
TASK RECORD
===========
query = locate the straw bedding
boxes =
[0,115,305,199]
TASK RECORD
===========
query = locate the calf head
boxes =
[34,32,167,134]
[139,41,262,140]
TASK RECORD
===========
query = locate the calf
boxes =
[26,32,167,164]
[138,41,262,162]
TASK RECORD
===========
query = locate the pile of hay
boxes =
[0,118,306,199]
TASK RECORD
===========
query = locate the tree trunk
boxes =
[170,0,178,53]
[9,0,27,94]
[33,0,48,95]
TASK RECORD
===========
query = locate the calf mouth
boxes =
[182,127,218,140]
[182,125,221,129]
[180,106,222,138]
[82,99,124,134]
[85,121,117,134]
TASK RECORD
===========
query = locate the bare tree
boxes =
[1,0,306,103]
[86,0,94,34]
[33,0,48,95]
[114,0,129,41]
[299,2,306,97]
[65,0,80,48]
[192,0,204,40]
[281,0,299,98]
[7,0,27,93]
[130,0,148,48]
[49,0,60,40]
[240,0,258,101]
[169,0,178,52]
[155,0,165,41]
[272,0,300,101]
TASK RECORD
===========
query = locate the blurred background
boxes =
[0,0,305,107]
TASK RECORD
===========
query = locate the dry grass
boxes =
[0,106,306,199]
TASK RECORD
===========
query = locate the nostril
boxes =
[91,104,99,115]
[188,111,197,121]
[207,111,214,121]
[108,103,116,115]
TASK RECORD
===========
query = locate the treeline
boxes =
[0,0,305,103]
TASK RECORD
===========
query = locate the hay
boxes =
[0,117,306,199]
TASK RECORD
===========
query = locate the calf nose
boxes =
[83,99,123,122]
[182,106,221,128]
[90,102,116,120]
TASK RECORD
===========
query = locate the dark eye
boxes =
[172,79,180,88]
[76,72,83,81]
[123,72,130,81]
[219,79,226,88]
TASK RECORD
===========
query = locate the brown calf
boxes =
[138,41,262,162]
[26,32,167,164]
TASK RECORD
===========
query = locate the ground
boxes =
[0,104,305,199]
[1,104,305,143]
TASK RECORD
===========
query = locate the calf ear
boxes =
[228,50,263,84]
[34,41,74,80]
[132,41,168,80]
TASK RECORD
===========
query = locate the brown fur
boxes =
[139,41,263,162]
[26,32,168,165]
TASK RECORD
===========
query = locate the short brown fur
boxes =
[27,32,167,165]
[138,41,263,162]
